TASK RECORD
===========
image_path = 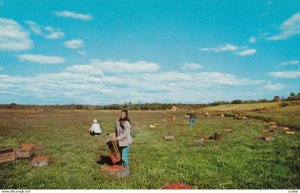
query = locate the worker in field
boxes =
[89,119,102,136]
[112,110,133,168]
[186,111,197,127]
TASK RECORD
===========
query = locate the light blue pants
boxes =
[121,145,130,167]
[189,118,196,127]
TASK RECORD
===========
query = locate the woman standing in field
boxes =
[112,110,133,167]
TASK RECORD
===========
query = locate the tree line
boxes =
[1,92,299,110]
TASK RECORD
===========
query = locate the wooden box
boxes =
[161,183,193,189]
[261,136,273,140]
[100,165,130,178]
[0,148,15,164]
[31,156,49,167]
[164,136,174,140]
[223,128,231,132]
[194,138,205,144]
[269,125,278,129]
[286,131,295,135]
[106,140,121,164]
[16,144,35,158]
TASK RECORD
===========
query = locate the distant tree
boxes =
[287,92,300,101]
[290,92,296,97]
[272,96,281,102]
[7,103,17,109]
[231,100,243,104]
[258,99,269,103]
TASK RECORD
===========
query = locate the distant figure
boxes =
[89,119,102,136]
[205,112,209,117]
[186,111,197,127]
[112,110,133,168]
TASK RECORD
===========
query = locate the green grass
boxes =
[203,101,300,130]
[0,109,299,189]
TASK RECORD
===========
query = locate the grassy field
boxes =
[202,101,300,130]
[0,108,299,189]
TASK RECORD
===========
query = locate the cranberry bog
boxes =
[0,105,299,189]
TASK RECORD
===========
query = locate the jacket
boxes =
[115,120,133,147]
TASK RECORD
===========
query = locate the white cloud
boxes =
[77,50,86,55]
[236,49,257,56]
[26,21,64,39]
[200,43,256,56]
[277,60,299,68]
[17,54,65,64]
[269,70,300,78]
[249,36,257,43]
[64,39,84,49]
[0,69,265,104]
[264,82,285,91]
[65,65,103,75]
[0,57,269,104]
[88,59,160,73]
[44,26,64,39]
[182,63,203,70]
[200,44,241,52]
[53,10,93,21]
[0,18,33,51]
[26,20,42,35]
[267,12,300,40]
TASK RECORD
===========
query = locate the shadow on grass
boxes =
[96,155,114,165]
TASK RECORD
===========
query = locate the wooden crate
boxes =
[34,145,44,152]
[31,156,49,167]
[16,144,35,159]
[161,183,193,189]
[261,136,273,140]
[286,131,295,135]
[194,138,205,144]
[269,125,278,129]
[0,148,15,164]
[164,136,174,140]
[100,165,130,178]
[223,128,231,132]
[106,140,121,164]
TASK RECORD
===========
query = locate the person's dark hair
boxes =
[119,109,131,129]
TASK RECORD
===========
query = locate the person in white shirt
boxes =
[89,119,102,136]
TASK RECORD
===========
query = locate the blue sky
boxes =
[0,0,299,104]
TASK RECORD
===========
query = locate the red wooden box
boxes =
[164,136,174,140]
[261,136,273,140]
[16,144,35,158]
[106,140,121,164]
[0,147,15,164]
[286,131,295,135]
[161,183,193,189]
[100,165,130,178]
[223,128,232,132]
[31,156,49,167]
